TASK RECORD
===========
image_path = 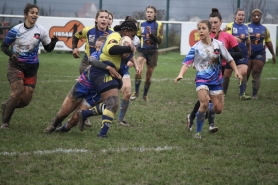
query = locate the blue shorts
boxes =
[226,55,248,69]
[249,52,266,63]
[196,82,223,95]
[72,82,101,106]
[89,67,122,94]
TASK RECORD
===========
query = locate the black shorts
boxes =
[7,60,39,88]
[137,48,158,68]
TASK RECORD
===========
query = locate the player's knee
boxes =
[104,96,119,114]
[200,103,209,111]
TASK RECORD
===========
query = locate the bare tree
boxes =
[230,0,267,23]
[39,5,55,16]
[1,1,13,23]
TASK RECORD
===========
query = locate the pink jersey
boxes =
[210,31,238,66]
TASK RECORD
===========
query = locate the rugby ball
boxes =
[120,36,132,58]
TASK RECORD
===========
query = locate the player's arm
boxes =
[150,22,163,44]
[109,45,134,55]
[175,64,189,84]
[220,44,242,81]
[265,28,276,64]
[229,45,243,61]
[88,57,121,79]
[43,36,58,52]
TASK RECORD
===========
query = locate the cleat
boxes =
[209,123,218,133]
[142,96,148,103]
[44,125,56,133]
[252,95,258,100]
[84,119,92,127]
[239,93,251,100]
[117,120,130,127]
[130,92,138,100]
[0,123,9,129]
[77,110,85,131]
[186,114,194,132]
[97,134,108,138]
[194,132,202,139]
[55,123,71,133]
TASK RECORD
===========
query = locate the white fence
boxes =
[0,14,277,59]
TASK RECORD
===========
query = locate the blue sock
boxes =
[196,111,206,133]
[98,122,110,136]
[60,123,71,132]
[135,77,141,94]
[208,103,215,124]
[118,99,129,122]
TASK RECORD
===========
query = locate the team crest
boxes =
[34,33,40,39]
[248,27,253,33]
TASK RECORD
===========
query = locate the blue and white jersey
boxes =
[183,39,233,85]
[3,23,51,64]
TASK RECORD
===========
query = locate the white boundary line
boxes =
[0,146,180,156]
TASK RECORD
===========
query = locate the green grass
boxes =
[0,51,278,185]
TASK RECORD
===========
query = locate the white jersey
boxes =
[3,23,51,64]
[183,39,233,85]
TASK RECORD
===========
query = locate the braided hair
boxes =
[210,8,222,39]
[113,17,137,32]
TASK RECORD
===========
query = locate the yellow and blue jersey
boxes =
[226,21,250,57]
[75,26,113,57]
[137,20,163,49]
[247,22,271,54]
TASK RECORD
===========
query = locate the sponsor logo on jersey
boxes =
[49,20,85,49]
[233,28,237,34]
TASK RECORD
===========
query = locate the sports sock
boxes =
[208,102,215,124]
[98,109,114,136]
[118,99,129,122]
[134,76,142,94]
[143,81,151,96]
[222,76,230,95]
[82,103,105,119]
[196,111,206,133]
[239,75,247,96]
[190,100,200,120]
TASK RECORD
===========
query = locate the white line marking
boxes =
[0,146,180,156]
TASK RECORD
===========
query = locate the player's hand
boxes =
[235,73,243,81]
[135,66,141,74]
[51,35,59,43]
[10,53,25,66]
[272,56,276,64]
[174,76,183,84]
[126,61,133,67]
[146,26,151,34]
[107,66,121,80]
[103,32,109,37]
[72,48,80,58]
